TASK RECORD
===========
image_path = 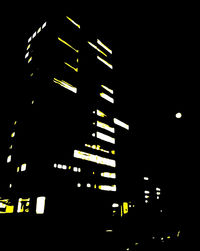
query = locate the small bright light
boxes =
[144,177,149,180]
[7,155,12,163]
[144,190,150,194]
[21,163,26,171]
[112,203,119,208]
[175,112,182,119]
[57,164,62,169]
[157,196,159,199]
[77,183,81,187]
[54,163,57,168]
[36,196,46,214]
[87,183,91,188]
[145,200,148,203]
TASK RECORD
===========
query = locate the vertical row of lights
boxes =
[7,121,17,164]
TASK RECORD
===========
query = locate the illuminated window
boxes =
[7,155,11,163]
[87,183,91,188]
[63,165,67,170]
[58,164,62,169]
[144,191,150,194]
[101,85,114,94]
[53,78,77,93]
[96,121,115,133]
[101,172,116,179]
[26,44,31,50]
[11,132,15,138]
[36,196,46,214]
[0,199,14,214]
[58,37,79,53]
[17,166,20,172]
[25,52,29,59]
[156,187,161,191]
[100,92,114,103]
[111,150,115,155]
[73,150,116,167]
[31,100,34,104]
[175,112,182,119]
[54,164,57,168]
[98,185,116,192]
[145,195,149,199]
[167,236,170,239]
[32,32,36,38]
[96,109,107,117]
[66,16,80,29]
[97,39,112,54]
[42,22,47,29]
[9,184,12,188]
[21,163,26,172]
[156,192,161,195]
[14,121,17,125]
[28,57,32,63]
[17,198,30,213]
[37,27,42,34]
[113,118,129,130]
[144,177,149,180]
[88,41,108,57]
[97,56,113,69]
[73,167,78,172]
[77,183,81,187]
[112,203,119,208]
[157,196,159,199]
[145,200,149,203]
[28,37,32,43]
[77,168,81,172]
[94,131,115,144]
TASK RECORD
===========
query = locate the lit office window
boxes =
[101,85,114,94]
[21,163,26,172]
[175,112,182,119]
[96,121,115,133]
[85,143,109,154]
[0,199,14,214]
[53,78,77,93]
[25,52,29,59]
[11,132,15,138]
[77,183,81,188]
[144,191,150,194]
[42,22,47,29]
[7,155,11,163]
[145,200,149,203]
[32,32,37,39]
[77,168,81,172]
[97,39,112,54]
[54,164,57,168]
[88,41,107,57]
[100,92,114,103]
[26,44,31,50]
[97,56,113,69]
[96,109,107,117]
[111,150,115,155]
[58,164,62,169]
[63,165,67,170]
[9,184,12,188]
[14,121,17,125]
[73,167,78,172]
[17,166,20,172]
[73,150,116,167]
[156,192,161,195]
[157,196,160,199]
[17,198,30,213]
[28,57,32,63]
[66,16,80,29]
[156,187,161,191]
[98,185,116,192]
[28,37,32,43]
[94,131,115,144]
[36,196,46,214]
[145,195,150,199]
[37,27,42,34]
[112,203,119,208]
[86,183,91,188]
[113,118,129,130]
[144,177,149,180]
[101,172,116,179]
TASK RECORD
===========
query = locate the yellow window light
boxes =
[53,78,77,93]
[9,145,13,149]
[42,22,47,29]
[101,172,116,179]
[94,131,115,144]
[97,121,115,133]
[77,183,81,187]
[36,196,46,214]
[98,185,116,192]
[111,150,115,155]
[96,109,107,117]
[88,41,108,57]
[112,203,119,208]
[177,231,180,237]
[123,202,128,214]
[26,44,31,50]
[58,37,79,53]
[97,56,113,69]
[101,85,114,94]
[25,52,29,59]
[11,132,15,138]
[113,118,129,130]
[17,166,20,172]
[73,150,116,167]
[97,39,112,54]
[100,92,114,103]
[7,155,11,163]
[14,121,17,125]
[64,62,78,72]
[28,57,32,63]
[17,198,30,213]
[0,199,14,214]
[66,16,80,29]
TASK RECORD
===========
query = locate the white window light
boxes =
[157,196,159,199]
[99,185,116,192]
[53,78,77,94]
[77,183,81,187]
[73,150,116,167]
[25,52,29,59]
[42,22,47,29]
[156,187,161,191]
[97,39,112,54]
[97,55,113,69]
[100,92,114,103]
[101,172,116,179]
[54,164,57,168]
[73,167,78,172]
[101,84,114,94]
[144,177,149,180]
[87,183,91,188]
[156,192,161,195]
[57,164,62,169]
[78,168,81,172]
[95,131,115,144]
[105,229,113,232]
[7,155,12,163]
[96,109,107,117]
[36,196,46,214]
[112,203,119,208]
[175,112,182,119]
[144,190,150,194]
[96,121,115,133]
[145,195,149,199]
[28,37,32,43]
[9,184,12,188]
[32,32,37,39]
[113,118,129,130]
[63,165,67,170]
[21,163,26,172]
[37,27,42,34]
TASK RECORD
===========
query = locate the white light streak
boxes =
[113,118,129,130]
[97,39,112,54]
[94,131,115,144]
[112,203,119,208]
[42,22,47,29]
[7,155,11,163]
[32,32,36,38]
[156,187,161,191]
[99,185,116,192]
[96,121,115,133]
[36,196,46,214]
[53,78,77,93]
[101,85,114,94]
[28,37,32,43]
[73,150,116,167]
[101,172,116,179]
[25,52,29,59]
[88,41,107,57]
[66,16,80,29]
[100,92,114,103]
[97,56,113,69]
[37,27,41,34]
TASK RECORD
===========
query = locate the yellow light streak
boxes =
[85,143,109,153]
[97,120,115,133]
[26,44,31,50]
[66,16,80,29]
[58,37,79,53]
[100,92,114,103]
[0,199,14,214]
[64,62,78,72]
[53,78,77,93]
[97,56,113,69]
[111,150,115,155]
[28,57,32,63]
[123,202,128,214]
[74,150,116,167]
[101,85,114,94]
[88,41,108,57]
[97,39,112,54]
